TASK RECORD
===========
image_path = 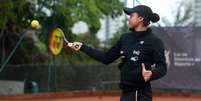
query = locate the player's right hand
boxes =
[68,42,83,51]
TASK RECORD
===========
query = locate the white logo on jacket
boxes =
[130,50,141,62]
[130,56,138,61]
[120,50,125,58]
[133,50,140,55]
[140,41,144,44]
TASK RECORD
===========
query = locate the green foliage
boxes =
[96,0,123,17]
[0,0,124,64]
[0,0,35,64]
[0,0,124,92]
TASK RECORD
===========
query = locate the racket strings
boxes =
[49,28,64,55]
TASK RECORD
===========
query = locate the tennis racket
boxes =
[49,27,73,55]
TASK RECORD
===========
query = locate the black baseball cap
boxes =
[123,5,160,23]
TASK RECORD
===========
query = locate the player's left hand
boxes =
[141,63,152,82]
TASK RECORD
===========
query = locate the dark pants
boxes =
[120,89,152,101]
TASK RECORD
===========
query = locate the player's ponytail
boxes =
[151,13,160,23]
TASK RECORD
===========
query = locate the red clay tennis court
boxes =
[1,91,201,101]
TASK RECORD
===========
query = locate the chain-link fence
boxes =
[0,63,120,93]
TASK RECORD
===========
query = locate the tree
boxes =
[0,0,124,65]
[161,0,193,26]
[0,0,38,64]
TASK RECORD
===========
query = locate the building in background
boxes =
[193,0,201,26]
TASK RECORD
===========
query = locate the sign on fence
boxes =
[152,27,201,91]
[0,80,24,95]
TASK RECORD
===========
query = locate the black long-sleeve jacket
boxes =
[80,28,167,91]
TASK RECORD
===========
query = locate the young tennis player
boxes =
[69,5,167,101]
